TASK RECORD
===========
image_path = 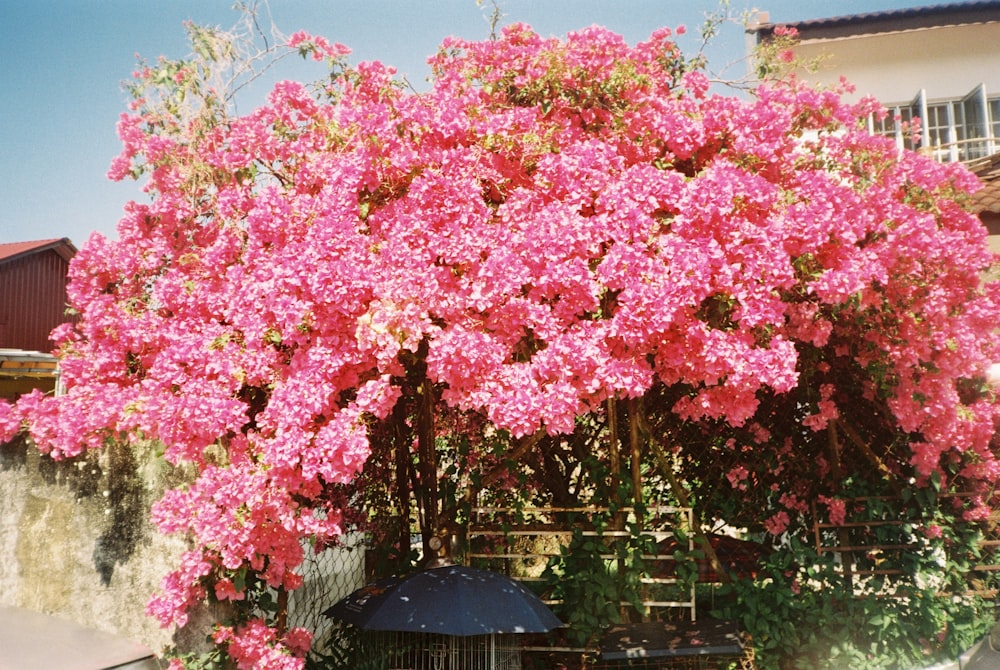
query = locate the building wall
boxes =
[767,17,1000,253]
[0,435,208,656]
[0,247,74,353]
[983,212,1000,254]
[792,22,1000,104]
[0,431,368,657]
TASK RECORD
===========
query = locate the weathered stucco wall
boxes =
[0,434,203,655]
[1,433,368,660]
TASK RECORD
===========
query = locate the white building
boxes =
[749,1,1000,252]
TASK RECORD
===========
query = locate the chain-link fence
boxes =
[287,530,367,645]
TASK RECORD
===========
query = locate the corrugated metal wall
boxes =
[0,249,73,353]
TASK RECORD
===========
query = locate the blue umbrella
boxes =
[324,564,562,637]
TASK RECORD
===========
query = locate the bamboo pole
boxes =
[628,398,643,512]
[828,421,855,593]
[636,410,728,584]
[833,418,902,496]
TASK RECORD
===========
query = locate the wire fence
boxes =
[288,530,367,644]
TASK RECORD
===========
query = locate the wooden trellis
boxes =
[811,493,1000,594]
[467,505,698,621]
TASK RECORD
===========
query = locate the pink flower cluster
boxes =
[726,465,750,491]
[764,511,791,536]
[3,18,997,665]
[214,619,311,670]
[817,495,847,526]
[286,31,350,62]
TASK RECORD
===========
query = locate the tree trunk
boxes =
[628,397,643,512]
[391,400,412,571]
[412,339,439,562]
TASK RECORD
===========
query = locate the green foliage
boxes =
[541,514,654,648]
[711,507,994,669]
[664,525,703,589]
[160,639,228,670]
[542,527,622,648]
[306,625,389,670]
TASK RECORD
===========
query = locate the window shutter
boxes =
[961,83,989,161]
[910,89,928,149]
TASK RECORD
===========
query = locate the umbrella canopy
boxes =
[324,564,562,636]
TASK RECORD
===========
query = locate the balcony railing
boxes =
[918,137,999,168]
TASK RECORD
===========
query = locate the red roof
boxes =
[972,153,1000,215]
[0,238,77,264]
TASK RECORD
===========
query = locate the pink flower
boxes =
[283,627,313,657]
[214,578,245,601]
[218,619,307,670]
[803,384,840,431]
[779,493,807,514]
[764,511,791,536]
[818,496,847,526]
[0,401,20,442]
[726,465,749,491]
[286,30,350,61]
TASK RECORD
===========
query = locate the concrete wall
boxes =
[0,433,367,658]
[0,434,199,655]
[791,22,1000,105]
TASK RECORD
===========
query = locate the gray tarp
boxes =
[961,624,1000,670]
[0,606,158,670]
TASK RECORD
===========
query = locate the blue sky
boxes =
[0,0,930,247]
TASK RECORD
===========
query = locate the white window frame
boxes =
[875,85,999,164]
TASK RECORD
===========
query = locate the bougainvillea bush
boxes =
[1,16,998,669]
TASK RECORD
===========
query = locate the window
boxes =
[962,84,991,161]
[925,103,953,160]
[872,104,916,151]
[875,84,998,163]
[990,98,1000,145]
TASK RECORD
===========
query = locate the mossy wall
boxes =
[0,435,202,654]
